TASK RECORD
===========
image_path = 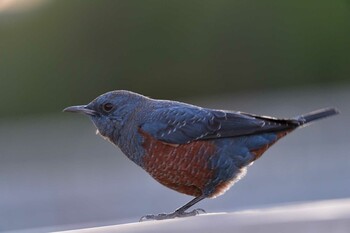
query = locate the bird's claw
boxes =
[139,208,206,222]
[193,208,206,214]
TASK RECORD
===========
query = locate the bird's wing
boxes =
[140,105,299,144]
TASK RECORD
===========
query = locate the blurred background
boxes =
[0,0,349,232]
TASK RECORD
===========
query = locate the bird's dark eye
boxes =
[102,103,114,112]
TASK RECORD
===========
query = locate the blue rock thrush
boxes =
[63,90,339,221]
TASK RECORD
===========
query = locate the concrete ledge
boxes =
[57,198,350,233]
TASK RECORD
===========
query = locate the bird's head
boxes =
[63,90,144,142]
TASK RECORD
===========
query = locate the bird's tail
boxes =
[294,107,339,126]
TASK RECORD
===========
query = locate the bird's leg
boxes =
[139,195,206,221]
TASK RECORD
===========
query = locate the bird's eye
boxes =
[102,103,114,112]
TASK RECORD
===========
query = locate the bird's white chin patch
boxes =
[96,129,113,143]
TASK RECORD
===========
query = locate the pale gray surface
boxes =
[1,86,349,232]
[57,198,350,233]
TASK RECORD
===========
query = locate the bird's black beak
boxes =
[63,105,97,116]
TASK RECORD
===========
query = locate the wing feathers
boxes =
[140,106,298,144]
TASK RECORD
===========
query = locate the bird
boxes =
[63,90,339,221]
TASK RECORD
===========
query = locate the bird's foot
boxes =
[139,208,206,222]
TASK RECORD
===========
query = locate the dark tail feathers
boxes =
[295,107,339,125]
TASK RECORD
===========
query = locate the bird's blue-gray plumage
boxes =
[140,104,301,145]
[63,90,339,220]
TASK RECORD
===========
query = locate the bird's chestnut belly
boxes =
[140,130,218,197]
